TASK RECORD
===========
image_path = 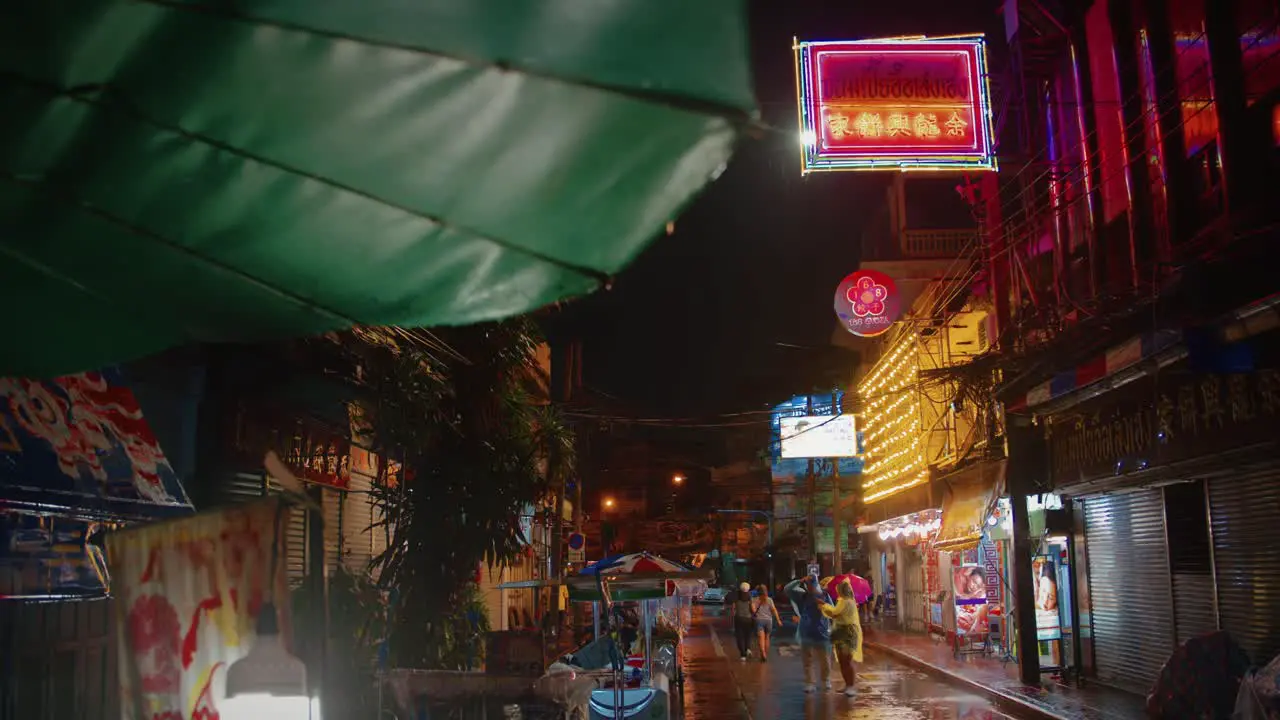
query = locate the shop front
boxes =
[862,509,939,634]
[1035,325,1280,693]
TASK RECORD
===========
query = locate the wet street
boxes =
[678,605,1017,720]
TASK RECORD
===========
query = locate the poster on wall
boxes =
[1032,555,1062,640]
[952,564,989,636]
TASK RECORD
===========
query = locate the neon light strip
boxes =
[813,49,981,154]
[796,35,997,173]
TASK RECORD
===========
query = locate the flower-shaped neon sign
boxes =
[848,275,888,317]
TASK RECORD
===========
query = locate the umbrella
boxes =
[1,2,756,378]
[822,574,873,604]
[571,552,700,602]
[579,552,689,576]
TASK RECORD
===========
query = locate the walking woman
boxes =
[751,584,782,661]
[821,579,863,697]
[731,582,755,661]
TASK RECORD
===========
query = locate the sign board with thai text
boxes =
[1047,361,1280,486]
[795,35,996,173]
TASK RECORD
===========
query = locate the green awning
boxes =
[0,0,755,377]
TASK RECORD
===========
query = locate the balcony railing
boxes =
[901,229,977,258]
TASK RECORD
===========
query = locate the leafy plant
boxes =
[352,320,574,669]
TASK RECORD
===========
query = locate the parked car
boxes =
[699,586,729,604]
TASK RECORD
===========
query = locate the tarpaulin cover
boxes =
[107,500,290,719]
[0,0,756,378]
[933,460,1005,552]
[0,368,193,520]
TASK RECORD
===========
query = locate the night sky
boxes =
[565,1,1002,417]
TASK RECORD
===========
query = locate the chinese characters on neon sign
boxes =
[795,35,997,173]
[835,269,900,338]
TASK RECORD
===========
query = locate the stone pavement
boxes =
[863,626,1147,720]
[679,605,1021,719]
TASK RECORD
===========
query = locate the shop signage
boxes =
[835,269,901,338]
[795,35,996,172]
[1047,364,1280,484]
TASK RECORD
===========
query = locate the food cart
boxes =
[495,553,709,720]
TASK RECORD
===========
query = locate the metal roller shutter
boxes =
[321,487,344,575]
[341,472,376,576]
[264,476,310,586]
[1208,466,1280,665]
[1083,490,1175,691]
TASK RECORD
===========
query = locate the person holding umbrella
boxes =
[820,578,864,697]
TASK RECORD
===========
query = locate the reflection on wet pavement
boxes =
[679,605,1016,720]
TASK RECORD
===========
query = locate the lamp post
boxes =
[715,509,775,591]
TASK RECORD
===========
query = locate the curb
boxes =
[865,640,1066,720]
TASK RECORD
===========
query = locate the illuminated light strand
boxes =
[858,331,926,502]
[864,471,931,504]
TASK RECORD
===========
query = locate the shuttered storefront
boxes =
[225,472,309,585]
[1082,490,1175,691]
[1208,466,1280,666]
[900,547,926,634]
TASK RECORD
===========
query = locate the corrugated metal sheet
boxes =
[1209,467,1280,665]
[321,487,344,575]
[900,548,926,634]
[1083,490,1175,691]
[341,472,376,576]
[0,598,117,720]
[265,476,309,586]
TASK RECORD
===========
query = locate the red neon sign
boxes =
[835,269,900,338]
[796,37,995,172]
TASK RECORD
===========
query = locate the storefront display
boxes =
[1032,555,1062,641]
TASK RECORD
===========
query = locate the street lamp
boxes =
[672,474,685,485]
[221,603,318,720]
[603,497,616,510]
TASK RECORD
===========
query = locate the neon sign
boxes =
[794,35,997,173]
[835,269,900,337]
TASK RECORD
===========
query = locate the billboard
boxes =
[794,35,996,173]
[779,414,857,458]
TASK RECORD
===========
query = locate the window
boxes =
[1238,0,1280,106]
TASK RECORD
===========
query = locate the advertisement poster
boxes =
[952,564,989,636]
[1032,555,1062,640]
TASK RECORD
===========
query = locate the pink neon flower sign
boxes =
[848,275,888,317]
[834,269,900,338]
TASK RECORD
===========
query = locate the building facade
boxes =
[991,0,1280,693]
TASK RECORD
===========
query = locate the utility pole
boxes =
[832,459,842,575]
[805,395,817,569]
[549,338,577,632]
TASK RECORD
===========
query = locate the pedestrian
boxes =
[821,579,863,697]
[751,583,782,661]
[794,575,833,692]
[731,582,755,661]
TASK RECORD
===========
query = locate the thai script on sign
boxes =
[826,74,966,102]
[827,110,968,141]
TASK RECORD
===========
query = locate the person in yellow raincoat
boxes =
[820,579,863,697]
